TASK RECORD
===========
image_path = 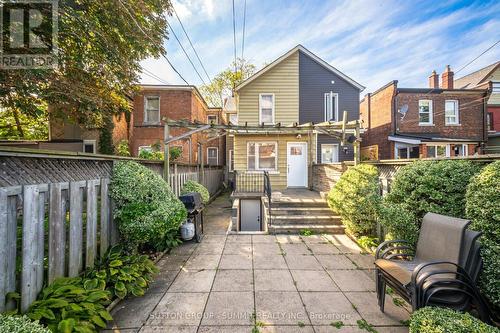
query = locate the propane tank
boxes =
[180,218,195,241]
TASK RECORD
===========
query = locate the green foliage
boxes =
[0,107,48,140]
[116,140,131,157]
[386,160,481,220]
[330,320,344,329]
[466,161,500,308]
[357,236,380,250]
[356,319,378,333]
[327,164,381,236]
[300,229,313,236]
[138,149,163,160]
[409,307,499,333]
[181,180,210,204]
[85,246,158,299]
[26,277,112,333]
[110,161,187,249]
[169,146,183,161]
[0,315,50,333]
[98,115,114,155]
[378,202,419,246]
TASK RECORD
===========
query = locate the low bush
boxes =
[110,161,187,249]
[409,307,499,333]
[116,139,130,157]
[327,164,381,236]
[378,202,419,246]
[181,180,210,204]
[466,161,500,309]
[386,160,481,221]
[0,315,50,333]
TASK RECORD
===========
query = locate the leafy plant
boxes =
[300,229,313,236]
[98,114,114,155]
[0,314,51,333]
[466,161,500,309]
[26,277,112,332]
[327,164,381,236]
[357,236,379,250]
[357,319,378,333]
[181,180,210,204]
[409,307,499,333]
[378,202,419,246]
[116,140,131,157]
[85,246,158,299]
[169,146,182,161]
[138,149,163,160]
[330,320,344,328]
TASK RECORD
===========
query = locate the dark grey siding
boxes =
[298,50,361,161]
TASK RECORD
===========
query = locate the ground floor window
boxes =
[228,149,234,171]
[321,144,339,163]
[395,143,419,159]
[83,140,96,153]
[207,147,219,165]
[247,142,277,171]
[426,144,468,158]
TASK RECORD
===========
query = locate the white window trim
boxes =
[321,144,339,163]
[247,141,278,171]
[445,100,459,125]
[492,81,500,93]
[394,143,419,159]
[83,140,96,154]
[418,99,433,126]
[426,144,450,158]
[228,149,234,171]
[324,92,339,122]
[144,96,160,124]
[138,145,153,154]
[258,93,275,125]
[207,115,218,124]
[207,147,219,165]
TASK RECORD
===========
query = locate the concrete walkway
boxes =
[105,192,409,333]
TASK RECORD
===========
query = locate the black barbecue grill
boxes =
[179,192,204,242]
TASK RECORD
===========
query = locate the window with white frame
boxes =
[445,100,459,125]
[207,147,219,165]
[228,149,234,171]
[229,113,238,125]
[207,114,218,124]
[426,144,449,158]
[324,92,338,121]
[487,112,494,131]
[492,81,500,93]
[259,94,274,124]
[321,144,339,163]
[452,144,468,157]
[247,142,277,171]
[395,143,419,159]
[83,140,96,154]
[144,96,160,124]
[418,100,433,125]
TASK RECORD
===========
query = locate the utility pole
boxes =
[164,122,170,182]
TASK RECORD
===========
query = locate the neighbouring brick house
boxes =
[360,66,489,160]
[130,85,225,166]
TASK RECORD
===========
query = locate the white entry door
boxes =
[287,142,308,187]
[240,199,261,231]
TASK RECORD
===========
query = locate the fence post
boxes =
[100,178,110,257]
[69,181,84,277]
[86,180,99,269]
[48,183,65,284]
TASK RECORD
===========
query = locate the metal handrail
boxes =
[263,171,272,225]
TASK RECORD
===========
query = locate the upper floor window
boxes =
[492,81,500,93]
[445,100,459,125]
[487,112,494,131]
[418,100,433,125]
[259,94,274,124]
[324,92,338,121]
[144,96,160,124]
[229,113,238,125]
[207,114,218,124]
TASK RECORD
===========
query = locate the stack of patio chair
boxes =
[374,212,492,323]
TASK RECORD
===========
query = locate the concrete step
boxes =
[271,215,342,225]
[271,201,329,208]
[271,207,333,215]
[268,224,345,234]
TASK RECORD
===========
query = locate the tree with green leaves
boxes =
[199,58,256,107]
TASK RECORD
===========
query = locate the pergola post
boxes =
[354,121,361,165]
[163,122,170,182]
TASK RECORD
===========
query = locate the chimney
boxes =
[441,65,454,89]
[428,70,439,88]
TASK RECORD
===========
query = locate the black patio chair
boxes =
[374,212,492,322]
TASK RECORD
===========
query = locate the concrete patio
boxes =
[105,193,410,332]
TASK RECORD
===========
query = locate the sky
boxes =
[140,0,500,100]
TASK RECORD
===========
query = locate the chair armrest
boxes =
[411,261,471,286]
[375,239,414,259]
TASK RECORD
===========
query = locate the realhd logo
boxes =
[0,0,58,69]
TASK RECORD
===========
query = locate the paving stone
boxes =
[212,269,253,291]
[285,254,323,270]
[223,243,252,255]
[255,269,296,291]
[300,292,361,325]
[260,326,315,332]
[307,243,340,254]
[301,235,329,244]
[219,254,253,269]
[102,329,138,333]
[253,242,282,256]
[254,253,288,270]
[346,254,375,270]
[329,235,362,254]
[170,242,198,255]
[193,241,225,255]
[184,254,221,270]
[281,243,311,255]
[290,270,339,292]
[156,255,189,271]
[314,327,408,333]
[253,235,278,243]
[148,270,178,294]
[315,255,357,270]
[168,269,216,292]
[140,326,197,332]
[344,292,409,326]
[255,291,310,325]
[276,234,304,244]
[146,292,208,326]
[107,292,163,329]
[328,270,375,292]
[226,234,252,243]
[201,291,254,326]
[202,235,227,243]
[198,326,254,333]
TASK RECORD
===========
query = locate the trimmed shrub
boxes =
[378,202,419,246]
[409,307,499,333]
[0,315,50,333]
[181,180,210,204]
[466,161,500,308]
[386,160,481,220]
[110,161,186,249]
[327,164,381,236]
[116,139,130,156]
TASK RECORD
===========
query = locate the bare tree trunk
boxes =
[12,109,24,138]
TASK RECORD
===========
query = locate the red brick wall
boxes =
[488,106,500,132]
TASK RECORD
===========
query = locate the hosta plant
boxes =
[0,314,51,333]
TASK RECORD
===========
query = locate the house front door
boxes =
[287,142,308,187]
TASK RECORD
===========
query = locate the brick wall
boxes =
[312,163,347,193]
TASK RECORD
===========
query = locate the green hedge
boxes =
[466,161,500,309]
[0,315,50,333]
[327,164,380,236]
[181,180,210,204]
[378,201,419,246]
[110,161,186,250]
[409,307,499,333]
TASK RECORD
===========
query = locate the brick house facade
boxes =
[360,67,489,160]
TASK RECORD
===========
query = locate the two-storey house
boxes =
[233,45,364,190]
[360,66,489,160]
